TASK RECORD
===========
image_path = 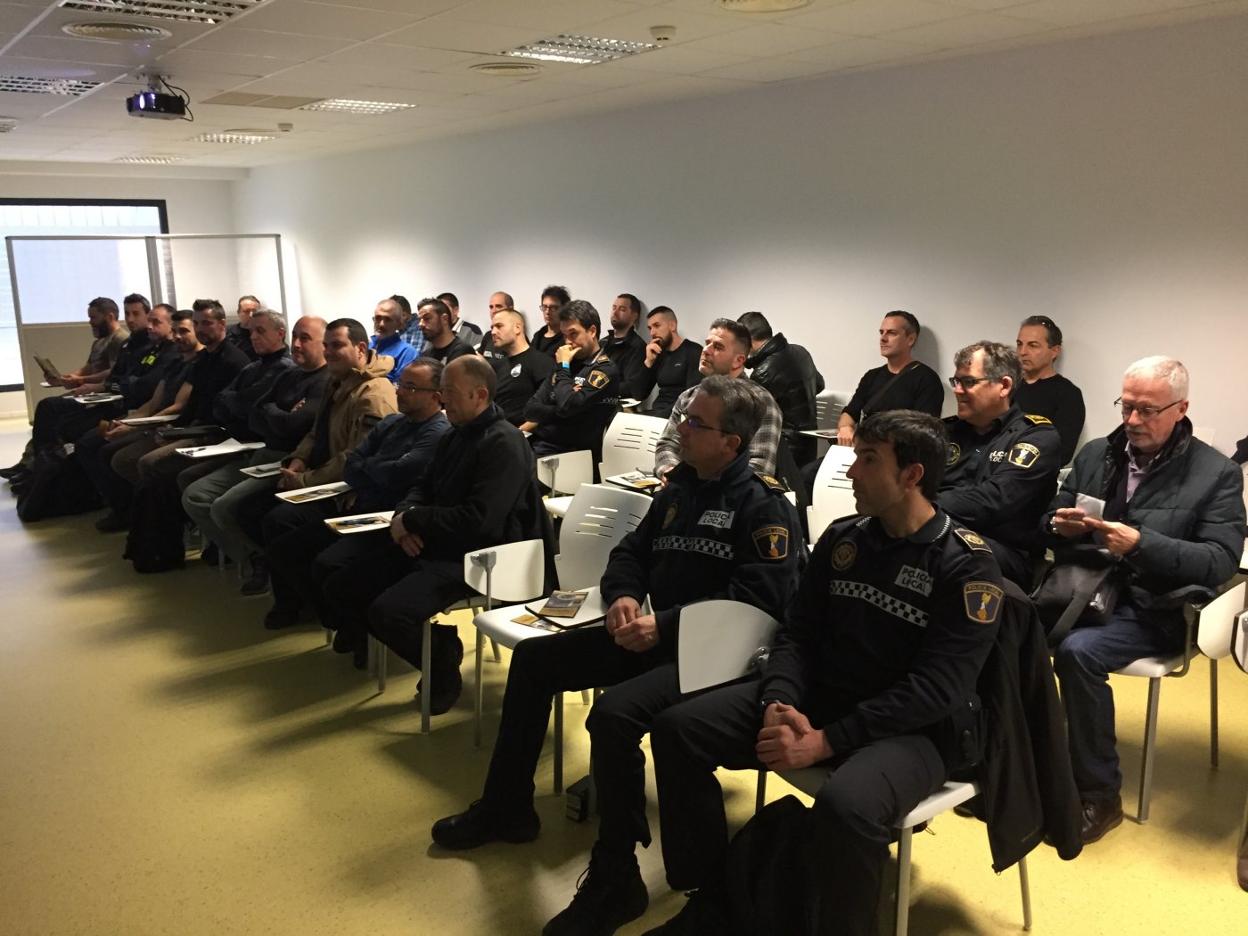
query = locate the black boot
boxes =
[543,843,649,936]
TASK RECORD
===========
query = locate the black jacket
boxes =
[747,334,824,464]
[601,330,648,400]
[601,453,803,647]
[344,411,450,512]
[398,403,544,562]
[111,333,179,410]
[212,347,295,441]
[179,342,251,426]
[525,352,621,463]
[248,364,331,452]
[1043,419,1245,624]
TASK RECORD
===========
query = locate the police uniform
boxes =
[647,508,1004,933]
[523,350,621,465]
[474,451,802,834]
[938,403,1061,585]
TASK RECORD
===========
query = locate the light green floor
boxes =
[0,418,1244,935]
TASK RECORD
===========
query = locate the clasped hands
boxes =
[757,702,833,770]
[389,511,424,557]
[604,596,658,653]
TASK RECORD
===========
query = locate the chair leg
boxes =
[894,826,913,936]
[1210,657,1219,770]
[323,627,333,647]
[376,641,388,692]
[553,692,564,795]
[420,620,432,735]
[367,635,377,676]
[1018,854,1033,931]
[474,631,485,749]
[580,690,591,706]
[491,638,501,663]
[755,770,767,814]
[1137,676,1163,822]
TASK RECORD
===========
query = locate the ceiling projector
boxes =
[126,88,187,120]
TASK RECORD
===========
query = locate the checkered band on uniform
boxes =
[829,580,929,628]
[653,535,735,561]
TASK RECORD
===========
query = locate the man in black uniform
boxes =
[601,293,648,400]
[1014,315,1086,465]
[939,340,1061,587]
[637,305,702,418]
[641,409,1004,936]
[487,308,555,424]
[522,300,621,468]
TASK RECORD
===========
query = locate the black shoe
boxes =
[199,542,223,566]
[431,799,540,851]
[240,557,269,596]
[543,844,649,936]
[264,603,300,631]
[415,667,463,716]
[640,888,730,935]
[1080,796,1123,845]
[94,511,130,533]
[332,628,357,654]
[416,625,465,714]
[352,643,369,670]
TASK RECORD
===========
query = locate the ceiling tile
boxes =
[785,0,966,36]
[678,22,846,57]
[788,35,924,67]
[587,3,753,44]
[321,41,474,71]
[182,28,355,59]
[1005,0,1209,27]
[383,15,544,52]
[0,3,39,34]
[883,10,1053,43]
[228,0,417,41]
[605,45,744,75]
[931,0,1038,9]
[301,0,465,14]
[695,56,847,83]
[450,0,640,32]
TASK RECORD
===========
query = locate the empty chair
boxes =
[807,444,858,542]
[537,450,594,519]
[598,411,669,480]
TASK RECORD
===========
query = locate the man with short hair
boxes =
[417,297,476,364]
[476,291,513,358]
[1014,316,1086,465]
[938,340,1061,586]
[320,355,543,711]
[488,308,556,425]
[393,294,425,356]
[523,300,621,466]
[531,285,570,357]
[654,319,782,480]
[738,310,824,466]
[433,376,801,879]
[70,293,154,398]
[837,310,944,445]
[443,290,484,346]
[640,409,1003,936]
[225,294,261,360]
[1046,356,1244,845]
[602,293,648,400]
[638,306,702,418]
[49,296,129,390]
[370,295,419,383]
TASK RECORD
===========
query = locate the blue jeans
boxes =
[1053,603,1184,802]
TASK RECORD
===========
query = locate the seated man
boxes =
[370,295,418,384]
[638,306,702,418]
[641,410,1003,936]
[488,308,555,425]
[939,340,1061,587]
[417,297,477,364]
[225,294,261,361]
[1014,315,1086,465]
[601,293,648,401]
[531,285,570,358]
[738,310,824,466]
[446,290,485,347]
[1046,356,1244,844]
[431,377,802,883]
[653,319,781,481]
[320,355,542,711]
[523,300,621,468]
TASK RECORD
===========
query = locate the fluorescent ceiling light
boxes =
[57,0,262,26]
[299,99,416,116]
[504,34,659,66]
[0,75,100,96]
[114,154,185,164]
[192,130,276,144]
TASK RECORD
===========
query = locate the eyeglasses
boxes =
[948,375,996,391]
[397,384,439,394]
[1114,397,1183,420]
[540,304,561,313]
[676,411,729,434]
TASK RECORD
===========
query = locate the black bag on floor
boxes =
[15,444,102,523]
[123,480,186,573]
[725,794,817,936]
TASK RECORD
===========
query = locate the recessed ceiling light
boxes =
[62,21,173,41]
[471,62,543,77]
[0,75,100,96]
[503,34,659,66]
[57,0,263,26]
[114,154,185,164]
[718,0,812,11]
[299,99,416,115]
[192,130,277,144]
[0,118,18,133]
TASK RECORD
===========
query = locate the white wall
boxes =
[232,15,1248,455]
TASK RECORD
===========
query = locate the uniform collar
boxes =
[864,507,950,546]
[955,402,1019,437]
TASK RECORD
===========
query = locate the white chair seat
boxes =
[1116,654,1186,679]
[474,603,556,650]
[545,495,573,519]
[776,772,978,829]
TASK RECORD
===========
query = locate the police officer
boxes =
[522,299,622,468]
[939,340,1061,586]
[431,378,801,888]
[641,410,1004,936]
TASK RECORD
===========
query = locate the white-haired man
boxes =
[1044,356,1244,845]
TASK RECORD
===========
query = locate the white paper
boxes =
[176,439,265,459]
[239,461,283,478]
[324,511,395,535]
[71,392,123,405]
[119,414,179,426]
[1075,493,1105,521]
[275,481,351,504]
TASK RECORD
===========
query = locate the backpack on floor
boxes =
[725,794,818,936]
[123,480,186,573]
[15,444,102,523]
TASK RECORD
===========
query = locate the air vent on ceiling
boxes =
[57,0,262,26]
[718,0,812,12]
[63,21,172,40]
[471,62,542,77]
[192,129,276,144]
[0,118,18,133]
[503,34,659,66]
[204,92,322,109]
[0,75,100,95]
[299,98,415,115]
[115,154,184,164]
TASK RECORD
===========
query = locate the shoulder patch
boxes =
[963,581,1004,624]
[662,502,679,529]
[755,472,788,492]
[1007,442,1041,468]
[946,442,961,466]
[830,539,857,571]
[586,369,609,389]
[952,527,993,553]
[753,525,790,560]
[1024,413,1052,425]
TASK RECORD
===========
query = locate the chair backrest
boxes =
[536,449,594,496]
[677,599,779,694]
[814,389,852,430]
[463,538,547,605]
[554,484,652,590]
[807,486,859,544]
[599,411,669,479]
[1195,580,1247,659]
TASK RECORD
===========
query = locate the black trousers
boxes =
[33,396,117,451]
[261,499,341,611]
[650,681,946,935]
[480,625,661,812]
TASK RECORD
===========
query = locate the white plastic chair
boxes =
[1114,580,1246,821]
[813,389,852,457]
[808,445,858,542]
[598,411,668,480]
[537,450,594,519]
[766,771,1031,936]
[676,599,779,695]
[472,485,652,789]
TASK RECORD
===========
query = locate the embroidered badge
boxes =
[757,473,787,492]
[586,369,609,389]
[1007,442,1040,468]
[946,443,961,466]
[753,525,790,560]
[662,503,679,529]
[895,564,934,597]
[952,528,993,553]
[963,581,1004,624]
[1024,413,1052,425]
[698,510,734,530]
[831,540,857,571]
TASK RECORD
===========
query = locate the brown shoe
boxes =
[1080,797,1124,845]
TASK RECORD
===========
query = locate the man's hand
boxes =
[1052,507,1091,538]
[103,423,132,440]
[286,458,307,474]
[388,512,423,556]
[276,468,303,491]
[644,340,662,367]
[555,344,577,366]
[518,420,538,433]
[612,613,658,653]
[756,702,832,770]
[835,425,854,446]
[656,465,673,488]
[60,374,83,389]
[605,596,642,636]
[1084,518,1141,556]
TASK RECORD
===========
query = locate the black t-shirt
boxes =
[421,335,476,364]
[531,328,562,358]
[493,347,556,425]
[181,342,250,425]
[1013,373,1085,465]
[640,339,703,418]
[844,361,944,423]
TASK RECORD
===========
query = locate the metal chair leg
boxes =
[323,627,333,647]
[377,641,387,692]
[1018,854,1033,931]
[755,770,767,813]
[553,692,564,794]
[491,638,501,663]
[581,690,591,706]
[1137,676,1162,822]
[420,620,432,734]
[474,631,485,748]
[894,826,913,936]
[367,635,377,676]
[1210,657,1219,769]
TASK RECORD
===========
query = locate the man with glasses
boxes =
[532,285,571,357]
[1044,356,1244,845]
[938,340,1061,586]
[1014,315,1085,465]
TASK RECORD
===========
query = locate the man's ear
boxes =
[902,461,925,492]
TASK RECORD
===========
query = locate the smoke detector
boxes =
[470,61,543,77]
[63,21,173,41]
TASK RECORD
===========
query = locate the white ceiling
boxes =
[0,0,1246,170]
